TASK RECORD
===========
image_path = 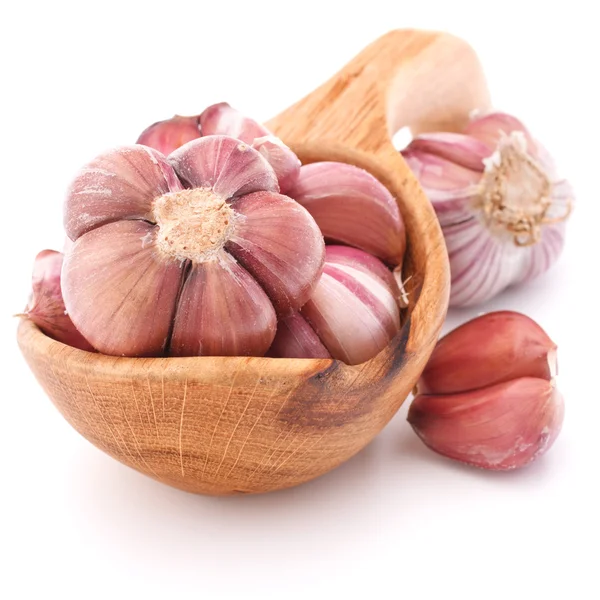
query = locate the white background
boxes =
[1,1,598,598]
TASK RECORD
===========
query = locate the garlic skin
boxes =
[23,250,94,351]
[136,115,201,156]
[409,378,564,470]
[299,245,401,365]
[409,311,563,470]
[418,311,557,395]
[63,138,325,358]
[266,312,331,359]
[199,103,301,193]
[288,162,406,264]
[402,112,573,307]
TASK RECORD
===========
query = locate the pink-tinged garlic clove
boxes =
[404,132,491,171]
[418,311,557,395]
[266,312,331,359]
[64,145,183,241]
[200,102,269,142]
[324,244,399,291]
[23,250,94,351]
[465,112,537,155]
[136,114,201,156]
[168,135,279,198]
[408,377,564,470]
[169,251,276,357]
[288,162,406,264]
[252,135,301,194]
[62,220,184,357]
[226,191,325,315]
[301,246,400,365]
[200,103,300,192]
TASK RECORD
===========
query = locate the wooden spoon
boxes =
[17,29,490,495]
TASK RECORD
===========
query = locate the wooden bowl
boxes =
[17,30,490,495]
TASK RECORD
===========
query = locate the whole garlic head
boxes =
[62,137,325,358]
[402,112,573,307]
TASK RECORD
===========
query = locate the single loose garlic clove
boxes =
[266,312,331,359]
[23,250,94,351]
[402,111,573,307]
[408,377,564,470]
[288,162,406,264]
[200,103,300,193]
[63,136,325,358]
[136,115,201,156]
[418,311,557,395]
[301,246,401,365]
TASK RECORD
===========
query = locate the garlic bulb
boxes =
[402,112,573,306]
[62,138,325,358]
[268,246,401,365]
[136,115,201,156]
[23,250,94,351]
[288,162,406,264]
[409,311,564,470]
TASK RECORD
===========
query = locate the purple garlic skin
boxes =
[136,115,201,156]
[63,137,325,358]
[402,112,573,307]
[137,103,300,193]
[269,245,400,366]
[24,250,94,351]
[288,162,406,265]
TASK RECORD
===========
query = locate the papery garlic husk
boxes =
[418,311,557,395]
[408,377,564,470]
[199,102,301,193]
[62,138,325,358]
[288,162,406,265]
[297,245,401,365]
[136,115,201,156]
[402,112,573,307]
[23,250,94,351]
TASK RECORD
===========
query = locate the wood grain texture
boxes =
[17,30,491,495]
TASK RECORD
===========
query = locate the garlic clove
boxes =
[23,250,94,351]
[62,220,184,357]
[200,103,300,192]
[136,115,201,156]
[64,145,183,241]
[168,135,279,198]
[288,162,406,264]
[405,132,491,171]
[418,311,557,395]
[301,246,400,365]
[169,251,276,357]
[251,135,301,194]
[225,191,325,315]
[465,112,537,155]
[267,312,331,359]
[324,244,399,291]
[199,102,269,143]
[408,377,564,470]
